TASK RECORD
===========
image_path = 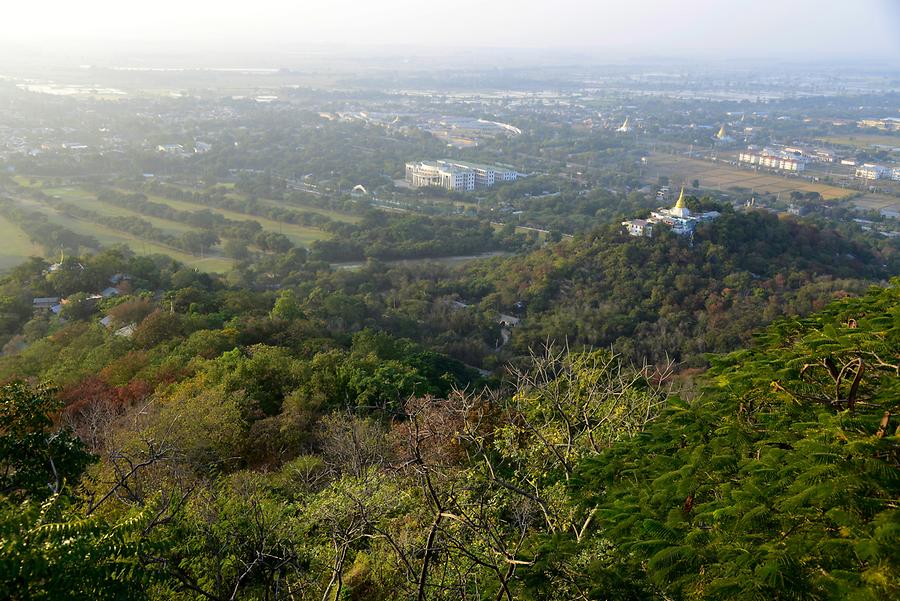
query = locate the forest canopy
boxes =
[1,261,896,599]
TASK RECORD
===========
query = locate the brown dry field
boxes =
[852,193,900,215]
[646,153,853,200]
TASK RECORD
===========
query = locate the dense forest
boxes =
[1,249,896,598]
[220,201,895,367]
[457,202,895,365]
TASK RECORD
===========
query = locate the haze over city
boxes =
[2,0,899,64]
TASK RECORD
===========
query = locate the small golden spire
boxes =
[674,187,686,209]
[716,125,727,139]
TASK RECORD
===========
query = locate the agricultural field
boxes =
[0,214,43,272]
[816,133,900,150]
[646,153,853,200]
[851,193,900,216]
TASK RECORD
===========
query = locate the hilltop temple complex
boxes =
[622,187,720,237]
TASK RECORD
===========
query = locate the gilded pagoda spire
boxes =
[674,186,686,209]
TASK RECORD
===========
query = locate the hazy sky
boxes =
[3,0,899,61]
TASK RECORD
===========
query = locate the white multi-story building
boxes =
[622,219,653,237]
[739,148,806,172]
[812,149,836,163]
[405,160,517,192]
[857,118,900,132]
[782,146,836,163]
[855,164,890,180]
[405,161,475,191]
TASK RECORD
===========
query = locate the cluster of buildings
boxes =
[156,142,211,155]
[855,163,900,181]
[857,118,900,132]
[324,112,521,148]
[32,272,138,336]
[32,284,124,315]
[404,160,518,192]
[738,144,838,173]
[739,147,807,172]
[622,187,720,238]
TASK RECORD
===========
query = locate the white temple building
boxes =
[622,187,720,237]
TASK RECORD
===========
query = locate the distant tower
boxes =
[617,117,631,133]
[715,125,732,143]
[671,187,691,218]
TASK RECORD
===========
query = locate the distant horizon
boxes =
[2,43,900,74]
[1,0,898,66]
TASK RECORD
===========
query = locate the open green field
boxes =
[135,192,334,247]
[16,178,340,247]
[332,250,513,271]
[816,133,900,149]
[647,153,853,200]
[414,195,480,212]
[40,187,196,236]
[491,222,551,241]
[5,196,233,273]
[59,214,234,273]
[254,195,362,224]
[152,182,360,224]
[0,214,43,272]
[12,175,56,189]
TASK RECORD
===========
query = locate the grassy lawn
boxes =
[0,214,43,272]
[4,196,233,273]
[253,195,362,224]
[16,179,350,245]
[13,178,331,252]
[333,250,513,271]
[404,195,480,212]
[12,175,47,188]
[40,187,196,236]
[136,192,333,247]
[161,182,361,224]
[60,216,234,272]
[491,223,550,240]
[817,134,900,149]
